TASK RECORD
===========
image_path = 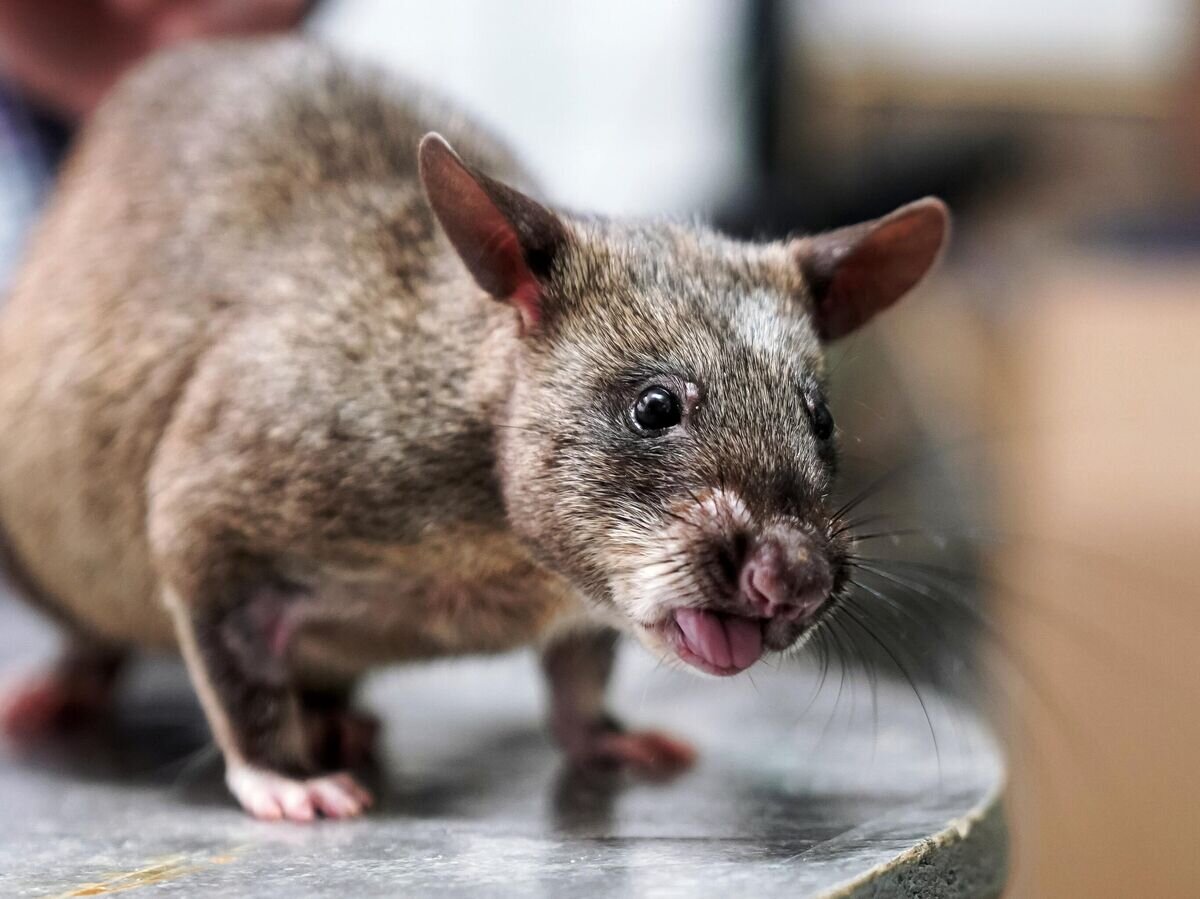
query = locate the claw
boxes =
[226,764,374,822]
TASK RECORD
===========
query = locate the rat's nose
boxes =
[738,533,832,623]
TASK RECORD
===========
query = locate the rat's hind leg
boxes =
[162,573,374,822]
[1,640,126,740]
[300,684,380,771]
[542,627,695,779]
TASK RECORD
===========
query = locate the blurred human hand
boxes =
[0,0,309,119]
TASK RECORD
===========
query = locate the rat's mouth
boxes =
[662,608,765,676]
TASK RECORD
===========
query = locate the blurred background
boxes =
[2,1,1199,895]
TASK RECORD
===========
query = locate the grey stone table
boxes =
[0,590,1006,898]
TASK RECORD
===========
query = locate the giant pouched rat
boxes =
[0,38,948,821]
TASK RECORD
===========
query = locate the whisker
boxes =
[838,589,943,780]
[850,557,1148,675]
[846,568,1098,781]
[849,529,938,544]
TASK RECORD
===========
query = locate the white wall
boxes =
[802,0,1192,80]
[313,0,748,216]
[313,0,1191,213]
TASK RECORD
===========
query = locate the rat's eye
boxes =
[632,386,682,434]
[808,396,834,441]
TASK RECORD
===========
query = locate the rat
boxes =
[0,38,948,821]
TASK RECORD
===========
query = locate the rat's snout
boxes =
[737,530,833,625]
[654,527,835,679]
[633,488,840,678]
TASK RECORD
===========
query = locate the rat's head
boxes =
[420,134,948,677]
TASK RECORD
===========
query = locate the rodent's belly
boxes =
[287,549,587,683]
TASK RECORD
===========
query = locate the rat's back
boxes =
[0,38,516,644]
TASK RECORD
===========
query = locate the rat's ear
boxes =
[793,198,950,341]
[418,133,566,331]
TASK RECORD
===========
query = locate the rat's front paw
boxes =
[558,717,696,780]
[226,764,374,822]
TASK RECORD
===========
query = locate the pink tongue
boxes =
[673,608,763,673]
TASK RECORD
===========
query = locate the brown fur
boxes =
[0,40,553,647]
[0,37,947,810]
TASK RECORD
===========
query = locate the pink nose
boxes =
[738,537,832,622]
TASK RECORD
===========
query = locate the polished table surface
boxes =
[0,589,1005,898]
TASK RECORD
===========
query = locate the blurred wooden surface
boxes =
[993,254,1200,897]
